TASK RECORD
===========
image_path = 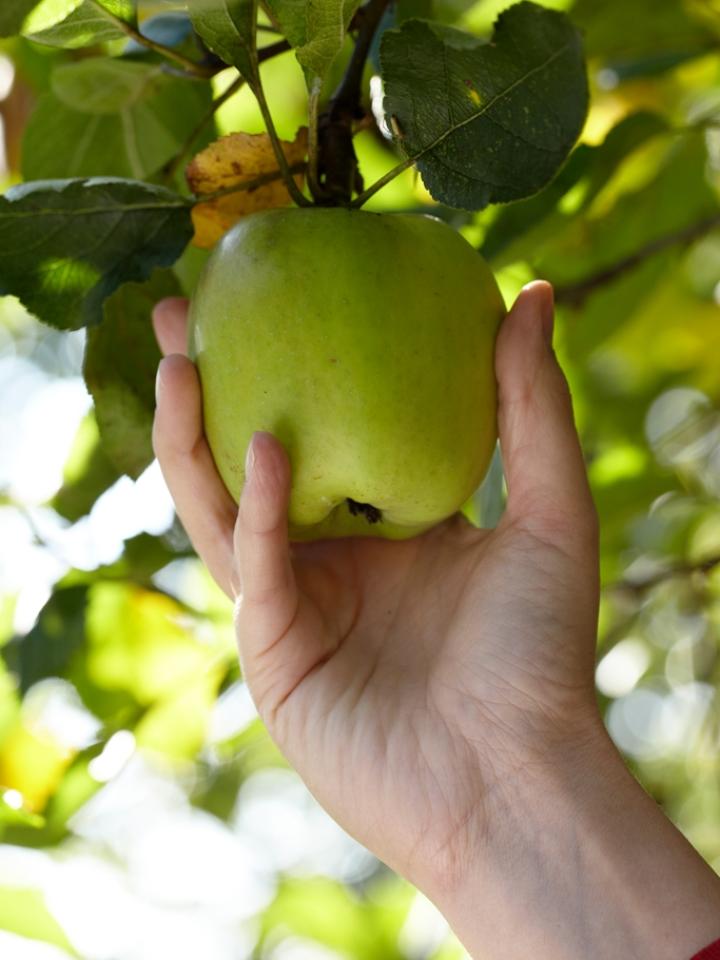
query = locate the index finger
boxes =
[153,297,190,356]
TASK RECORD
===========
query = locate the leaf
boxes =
[123,10,194,55]
[572,0,715,76]
[380,2,589,210]
[0,887,78,956]
[539,135,719,294]
[0,790,45,829]
[188,0,257,82]
[0,0,37,37]
[266,0,361,88]
[26,0,136,48]
[4,587,89,695]
[260,876,413,959]
[22,63,213,181]
[0,178,192,330]
[52,411,119,522]
[481,111,669,263]
[84,270,181,478]
[188,128,308,247]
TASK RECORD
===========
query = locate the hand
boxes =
[152,282,600,887]
[152,284,720,958]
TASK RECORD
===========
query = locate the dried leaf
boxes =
[188,129,308,248]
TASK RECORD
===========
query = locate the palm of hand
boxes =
[254,508,595,885]
[152,283,599,891]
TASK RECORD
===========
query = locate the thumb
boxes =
[233,433,335,728]
[233,432,299,665]
[495,282,597,543]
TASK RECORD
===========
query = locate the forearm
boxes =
[429,724,720,960]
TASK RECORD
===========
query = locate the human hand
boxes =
[152,281,601,889]
[153,284,720,958]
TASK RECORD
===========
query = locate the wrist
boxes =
[421,715,720,960]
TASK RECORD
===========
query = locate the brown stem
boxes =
[554,213,720,306]
[313,0,392,204]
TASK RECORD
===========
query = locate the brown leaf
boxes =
[187,128,308,248]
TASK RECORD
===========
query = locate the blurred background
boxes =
[1,0,720,957]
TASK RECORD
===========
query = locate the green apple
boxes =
[188,207,505,541]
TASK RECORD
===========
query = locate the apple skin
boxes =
[188,206,505,541]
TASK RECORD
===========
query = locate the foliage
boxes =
[0,0,718,957]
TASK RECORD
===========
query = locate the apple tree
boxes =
[0,0,719,956]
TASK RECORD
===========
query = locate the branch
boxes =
[554,212,720,306]
[89,0,217,78]
[192,161,306,203]
[313,0,392,204]
[160,40,291,185]
[332,0,389,118]
[162,76,244,184]
[252,79,311,206]
[609,554,720,595]
[350,156,415,208]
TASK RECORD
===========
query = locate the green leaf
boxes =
[52,411,119,522]
[84,270,181,478]
[4,587,89,695]
[0,886,78,956]
[26,0,135,48]
[260,876,413,959]
[380,2,589,210]
[22,63,213,180]
[266,0,361,87]
[481,111,669,262]
[188,0,257,82]
[51,58,157,111]
[0,790,45,829]
[572,0,715,76]
[0,0,37,37]
[0,178,192,330]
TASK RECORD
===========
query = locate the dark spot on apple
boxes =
[347,499,382,524]
[328,357,337,363]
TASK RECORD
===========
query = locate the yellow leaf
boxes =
[188,128,308,249]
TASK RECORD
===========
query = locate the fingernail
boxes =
[154,361,164,405]
[245,433,257,482]
[539,286,555,347]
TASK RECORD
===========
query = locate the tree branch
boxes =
[313,0,392,204]
[609,554,720,595]
[554,213,720,306]
[192,161,306,204]
[160,40,291,185]
[89,0,217,78]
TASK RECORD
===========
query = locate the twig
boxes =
[306,80,323,200]
[554,213,720,306]
[193,161,306,204]
[313,0,392,204]
[252,79,311,206]
[350,156,415,207]
[160,40,290,185]
[89,0,217,78]
[162,76,245,184]
[608,554,720,595]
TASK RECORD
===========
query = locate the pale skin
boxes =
[152,282,720,959]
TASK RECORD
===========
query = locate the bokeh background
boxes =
[1,0,720,957]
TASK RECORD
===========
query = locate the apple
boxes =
[188,207,505,541]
